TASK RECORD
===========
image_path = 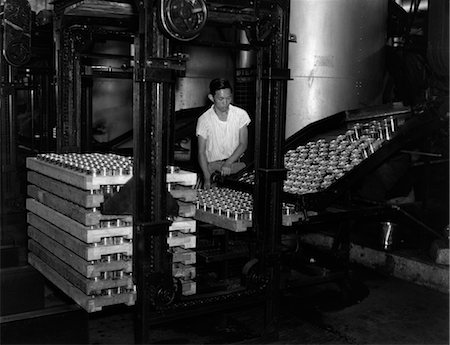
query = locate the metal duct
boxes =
[285,0,388,138]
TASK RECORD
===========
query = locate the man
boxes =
[196,78,251,189]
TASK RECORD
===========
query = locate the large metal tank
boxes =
[286,0,388,138]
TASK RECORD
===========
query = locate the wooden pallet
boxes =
[28,215,132,262]
[28,236,131,279]
[27,157,197,190]
[194,209,251,232]
[26,157,132,190]
[26,199,132,243]
[29,242,133,295]
[29,253,136,313]
[194,209,303,231]
[28,171,104,208]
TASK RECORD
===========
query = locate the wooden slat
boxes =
[177,201,196,218]
[26,199,132,243]
[27,171,104,208]
[170,247,196,265]
[181,280,196,296]
[28,253,136,313]
[28,218,132,264]
[26,157,132,190]
[167,231,196,249]
[169,217,196,233]
[28,243,133,295]
[28,237,132,278]
[28,185,101,226]
[282,213,302,226]
[168,186,197,202]
[194,209,302,230]
[172,263,196,281]
[166,170,197,186]
[194,209,250,232]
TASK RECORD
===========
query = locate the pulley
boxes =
[2,0,31,67]
[159,0,207,42]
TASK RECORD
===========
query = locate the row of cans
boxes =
[36,153,133,176]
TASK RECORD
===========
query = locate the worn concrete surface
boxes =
[88,266,449,344]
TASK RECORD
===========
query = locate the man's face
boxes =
[211,88,232,113]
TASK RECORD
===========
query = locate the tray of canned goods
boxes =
[26,153,197,191]
[228,104,436,211]
[194,186,302,231]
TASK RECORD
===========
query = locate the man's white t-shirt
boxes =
[196,104,251,163]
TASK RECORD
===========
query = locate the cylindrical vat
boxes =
[286,0,388,138]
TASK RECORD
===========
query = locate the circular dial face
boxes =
[160,0,207,41]
[4,40,30,66]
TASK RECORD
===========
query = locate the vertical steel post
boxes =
[133,0,174,342]
[253,0,290,338]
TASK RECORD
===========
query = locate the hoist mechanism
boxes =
[158,0,207,42]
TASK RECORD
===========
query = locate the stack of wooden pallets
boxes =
[26,153,198,313]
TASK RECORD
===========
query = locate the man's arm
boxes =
[221,125,248,176]
[197,135,212,188]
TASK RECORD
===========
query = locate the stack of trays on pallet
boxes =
[26,153,198,312]
[166,166,198,296]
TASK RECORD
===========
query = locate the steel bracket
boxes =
[136,56,187,82]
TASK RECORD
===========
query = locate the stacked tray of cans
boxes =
[26,152,198,312]
[195,186,300,230]
[237,116,398,196]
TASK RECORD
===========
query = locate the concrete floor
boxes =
[88,265,449,345]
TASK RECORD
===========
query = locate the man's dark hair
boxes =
[209,78,233,96]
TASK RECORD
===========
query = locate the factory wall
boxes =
[285,0,388,138]
[25,0,389,142]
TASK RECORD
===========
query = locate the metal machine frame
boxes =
[52,0,290,342]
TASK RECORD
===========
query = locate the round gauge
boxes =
[159,0,207,41]
[4,40,30,67]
